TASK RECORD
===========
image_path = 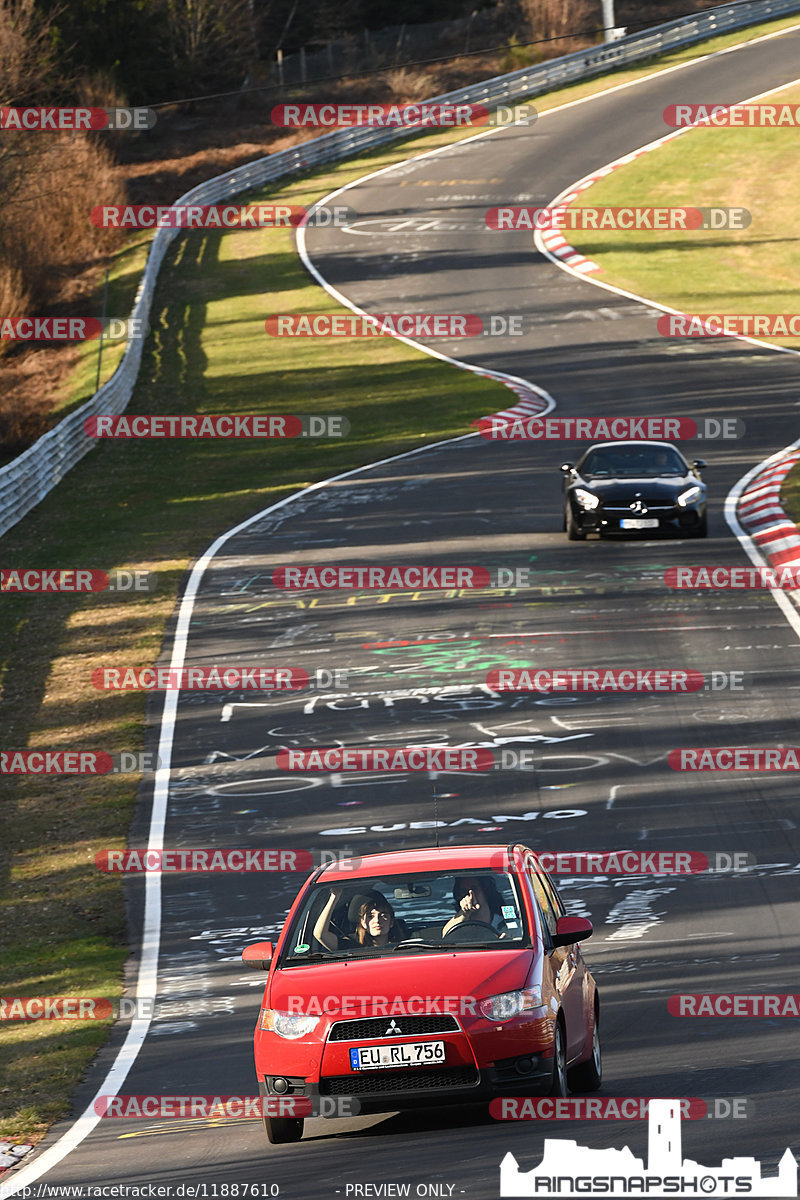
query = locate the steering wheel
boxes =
[442,920,500,943]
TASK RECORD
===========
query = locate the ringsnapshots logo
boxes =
[498,1099,797,1197]
[486,205,750,230]
[1,568,155,593]
[84,414,349,438]
[479,415,743,440]
[0,106,156,130]
[271,102,537,128]
[664,102,800,127]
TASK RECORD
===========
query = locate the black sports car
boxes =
[561,440,707,540]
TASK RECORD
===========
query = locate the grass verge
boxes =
[2,11,799,1143]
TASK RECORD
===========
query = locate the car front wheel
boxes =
[549,1021,568,1097]
[567,1014,602,1092]
[566,505,586,541]
[689,513,708,538]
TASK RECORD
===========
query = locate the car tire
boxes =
[263,1116,304,1144]
[548,1021,568,1097]
[566,505,585,541]
[689,513,708,538]
[567,1011,602,1093]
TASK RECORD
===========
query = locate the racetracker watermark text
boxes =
[90,204,350,228]
[669,994,800,1016]
[480,416,742,440]
[486,669,704,692]
[659,313,800,337]
[486,206,749,230]
[670,748,800,770]
[84,415,348,438]
[491,1097,748,1120]
[665,566,800,588]
[271,102,536,128]
[1,569,154,592]
[0,106,156,130]
[664,102,800,126]
[91,667,308,689]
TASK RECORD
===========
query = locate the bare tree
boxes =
[164,0,257,89]
[518,0,593,47]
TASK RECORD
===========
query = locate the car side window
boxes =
[526,860,558,944]
[538,868,566,921]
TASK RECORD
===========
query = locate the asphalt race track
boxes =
[10,23,800,1200]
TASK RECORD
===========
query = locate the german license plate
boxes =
[620,518,659,529]
[349,1040,445,1070]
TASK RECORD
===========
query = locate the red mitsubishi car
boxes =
[242,844,601,1143]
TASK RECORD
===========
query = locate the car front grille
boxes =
[320,1066,479,1095]
[602,503,674,513]
[328,1014,460,1041]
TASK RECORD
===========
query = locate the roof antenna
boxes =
[433,781,440,849]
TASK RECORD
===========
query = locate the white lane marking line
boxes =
[10,22,800,1193]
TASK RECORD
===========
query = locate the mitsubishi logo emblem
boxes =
[385,1019,402,1035]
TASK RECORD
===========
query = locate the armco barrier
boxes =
[2,0,799,539]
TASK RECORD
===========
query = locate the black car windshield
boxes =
[580,446,686,478]
[280,869,531,963]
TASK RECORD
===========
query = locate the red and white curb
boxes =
[469,372,551,427]
[737,449,800,579]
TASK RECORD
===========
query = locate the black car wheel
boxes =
[689,513,708,538]
[567,1012,602,1093]
[565,504,586,541]
[263,1115,304,1144]
[549,1021,568,1097]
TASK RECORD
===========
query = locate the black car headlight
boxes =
[573,488,600,511]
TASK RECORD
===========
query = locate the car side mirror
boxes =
[560,463,574,473]
[692,460,706,470]
[551,916,593,948]
[242,941,274,970]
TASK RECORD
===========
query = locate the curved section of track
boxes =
[9,24,800,1200]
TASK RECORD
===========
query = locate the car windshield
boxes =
[280,869,531,963]
[580,446,686,478]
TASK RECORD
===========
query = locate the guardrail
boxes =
[2,0,799,539]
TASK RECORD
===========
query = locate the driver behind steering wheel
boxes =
[442,875,507,939]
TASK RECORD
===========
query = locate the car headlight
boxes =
[479,987,544,1021]
[677,485,702,507]
[573,488,599,511]
[259,1009,320,1038]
